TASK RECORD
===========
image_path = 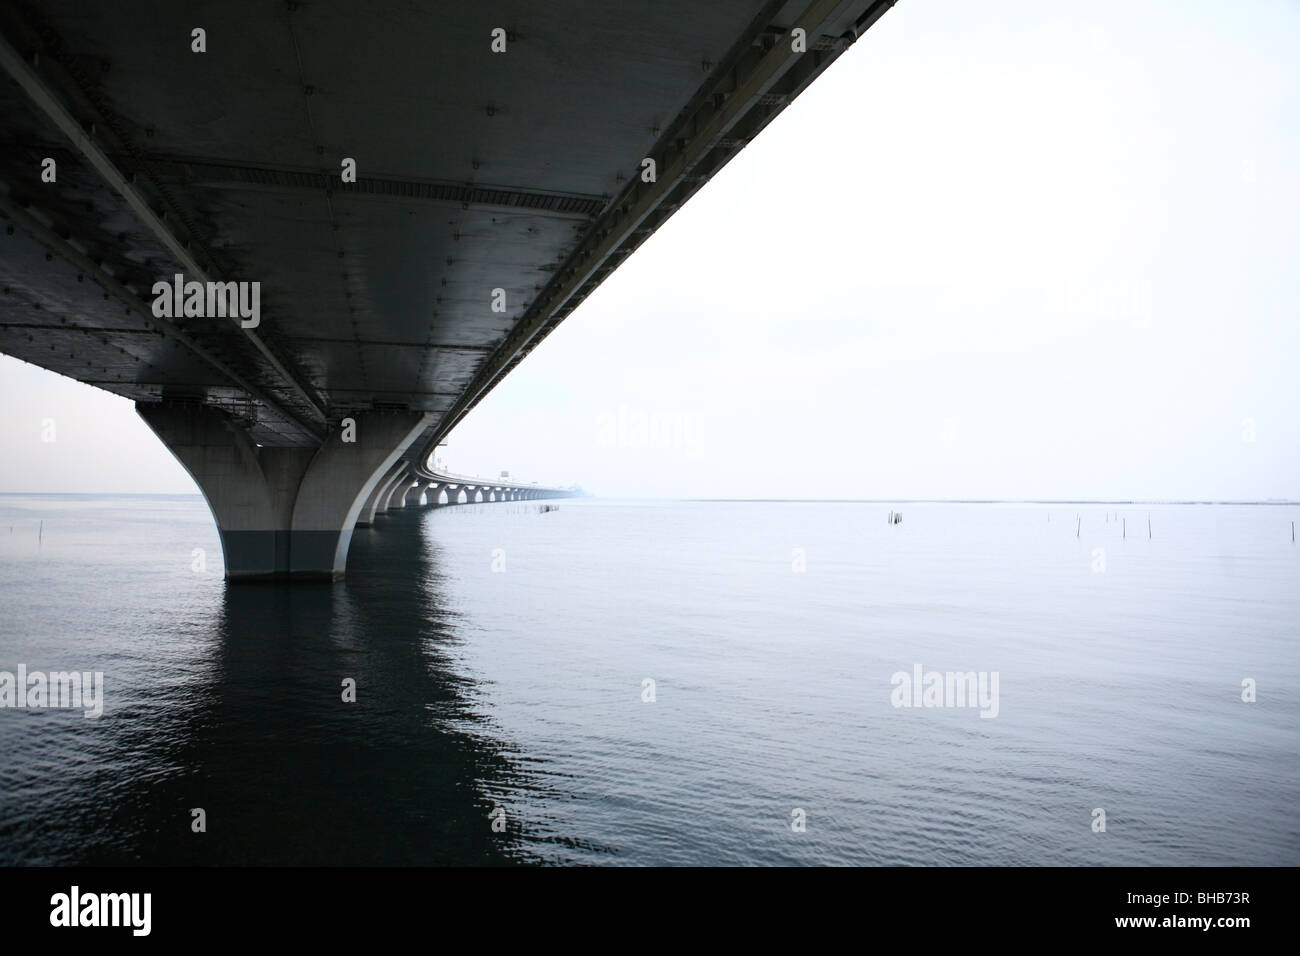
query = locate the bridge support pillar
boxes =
[356,461,405,527]
[403,479,432,507]
[138,403,431,580]
[381,470,415,511]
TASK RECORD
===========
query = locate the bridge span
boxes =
[0,0,898,578]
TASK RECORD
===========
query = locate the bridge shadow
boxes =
[82,508,542,865]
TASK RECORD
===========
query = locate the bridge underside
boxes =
[0,0,896,578]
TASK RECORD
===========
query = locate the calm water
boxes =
[0,495,1296,866]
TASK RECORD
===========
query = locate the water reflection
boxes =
[78,508,541,865]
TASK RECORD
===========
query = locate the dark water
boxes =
[1,495,1297,865]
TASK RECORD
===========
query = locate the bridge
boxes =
[0,0,898,579]
[357,467,579,529]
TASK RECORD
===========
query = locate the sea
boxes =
[0,495,1296,866]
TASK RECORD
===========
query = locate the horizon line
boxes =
[1,492,1297,506]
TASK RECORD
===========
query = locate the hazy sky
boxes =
[3,0,1297,499]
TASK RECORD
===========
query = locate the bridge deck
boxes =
[1,0,894,464]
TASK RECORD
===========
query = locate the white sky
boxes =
[3,0,1298,499]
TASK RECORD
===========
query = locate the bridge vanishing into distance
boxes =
[0,0,898,579]
[356,466,579,531]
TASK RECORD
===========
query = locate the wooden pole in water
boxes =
[1076,516,1080,538]
[1123,518,1126,539]
[38,520,42,545]
[1148,517,1152,539]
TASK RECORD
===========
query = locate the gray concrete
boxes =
[140,404,431,579]
[380,472,415,512]
[403,480,432,507]
[356,461,407,527]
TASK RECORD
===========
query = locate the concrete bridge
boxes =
[0,0,898,578]
[357,466,576,527]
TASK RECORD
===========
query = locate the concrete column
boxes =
[381,468,413,512]
[403,479,431,507]
[381,470,415,511]
[139,403,431,579]
[356,460,406,527]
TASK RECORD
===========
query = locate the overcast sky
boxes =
[3,0,1297,499]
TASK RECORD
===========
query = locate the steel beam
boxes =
[0,29,327,429]
[0,192,325,441]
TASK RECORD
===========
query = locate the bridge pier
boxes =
[381,471,415,512]
[356,461,405,527]
[139,403,431,580]
[403,479,432,508]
